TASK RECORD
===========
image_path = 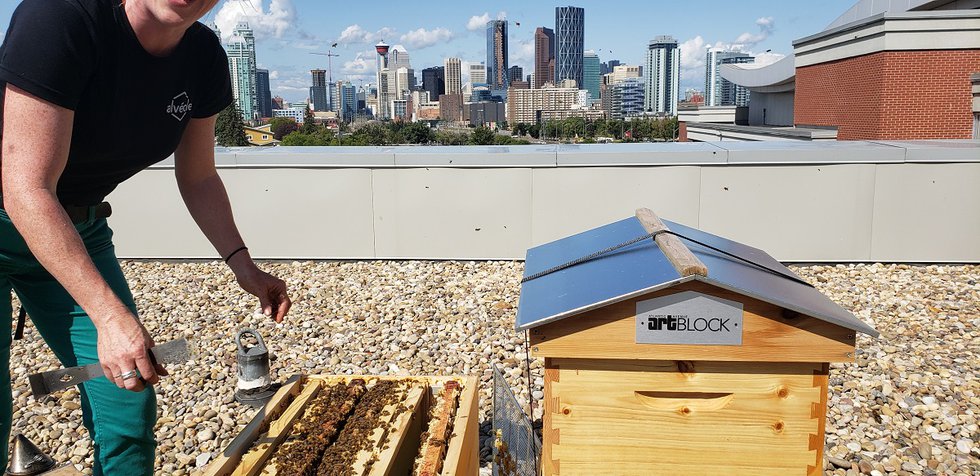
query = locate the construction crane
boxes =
[310,43,341,84]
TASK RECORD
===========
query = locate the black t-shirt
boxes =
[0,0,233,205]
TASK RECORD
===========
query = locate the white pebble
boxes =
[956,439,973,454]
[196,429,215,443]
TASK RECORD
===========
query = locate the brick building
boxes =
[438,94,464,123]
[717,0,980,141]
[793,5,980,140]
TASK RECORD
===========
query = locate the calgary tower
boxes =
[375,40,391,120]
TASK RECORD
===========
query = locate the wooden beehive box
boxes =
[517,209,878,476]
[201,374,479,476]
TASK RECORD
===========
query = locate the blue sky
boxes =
[2,0,856,102]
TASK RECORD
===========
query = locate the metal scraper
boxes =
[27,338,192,398]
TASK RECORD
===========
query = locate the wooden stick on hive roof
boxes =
[635,208,708,278]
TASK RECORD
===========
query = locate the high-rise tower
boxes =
[422,66,445,102]
[610,77,645,119]
[310,69,328,111]
[226,22,258,122]
[444,57,462,95]
[555,6,584,87]
[583,50,600,104]
[705,50,754,106]
[509,66,524,84]
[486,20,509,90]
[255,68,273,118]
[375,41,391,120]
[389,47,414,100]
[336,81,357,122]
[534,27,555,89]
[470,63,487,86]
[644,35,679,116]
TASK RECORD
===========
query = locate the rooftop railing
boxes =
[107,140,980,262]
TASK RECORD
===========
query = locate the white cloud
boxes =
[338,25,371,44]
[400,28,455,50]
[511,38,535,66]
[740,51,786,69]
[679,36,708,71]
[678,17,782,89]
[467,13,490,31]
[336,24,397,46]
[271,71,312,99]
[270,70,280,80]
[339,48,383,84]
[276,85,308,93]
[678,36,709,83]
[214,0,295,43]
[732,16,775,50]
[343,55,374,75]
[466,11,506,31]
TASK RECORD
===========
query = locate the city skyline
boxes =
[0,0,855,102]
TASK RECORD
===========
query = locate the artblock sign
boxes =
[636,291,743,346]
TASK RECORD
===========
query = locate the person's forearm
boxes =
[4,188,132,328]
[176,171,257,275]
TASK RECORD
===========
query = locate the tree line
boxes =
[513,116,679,142]
[216,105,530,147]
[216,104,679,147]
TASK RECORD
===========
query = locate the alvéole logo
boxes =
[167,92,194,121]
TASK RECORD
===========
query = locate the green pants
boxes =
[0,208,156,475]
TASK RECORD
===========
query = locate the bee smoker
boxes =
[5,434,56,475]
[234,329,279,408]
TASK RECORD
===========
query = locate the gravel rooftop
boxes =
[7,261,978,475]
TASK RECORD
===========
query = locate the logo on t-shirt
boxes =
[167,92,193,121]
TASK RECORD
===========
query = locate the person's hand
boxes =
[95,310,168,392]
[235,267,291,322]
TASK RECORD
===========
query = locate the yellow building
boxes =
[244,124,279,146]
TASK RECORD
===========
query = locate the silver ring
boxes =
[118,370,139,380]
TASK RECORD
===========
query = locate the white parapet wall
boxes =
[107,140,980,263]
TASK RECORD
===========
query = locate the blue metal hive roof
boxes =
[515,216,878,337]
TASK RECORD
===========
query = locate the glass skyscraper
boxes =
[255,68,273,118]
[583,50,600,105]
[610,77,645,119]
[705,50,754,106]
[422,66,445,103]
[338,81,357,122]
[310,69,328,112]
[509,66,524,84]
[555,6,585,88]
[486,20,509,90]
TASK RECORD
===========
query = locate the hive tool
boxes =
[27,338,192,398]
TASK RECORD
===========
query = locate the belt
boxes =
[0,196,112,224]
